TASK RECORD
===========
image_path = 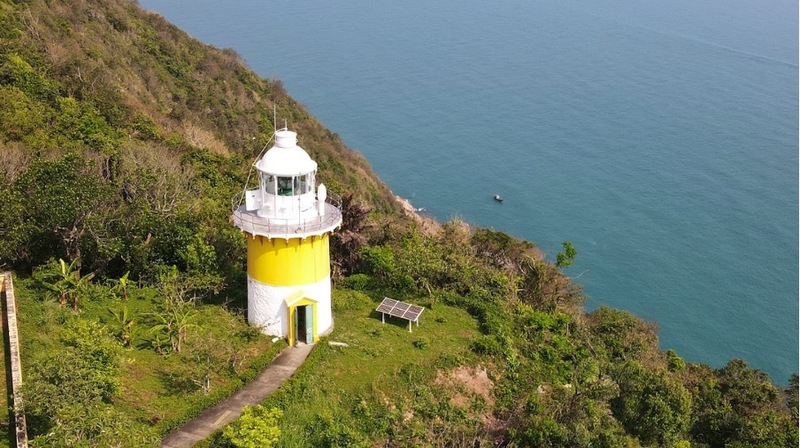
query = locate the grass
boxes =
[239,288,484,447]
[322,289,480,391]
[8,281,482,447]
[10,278,283,441]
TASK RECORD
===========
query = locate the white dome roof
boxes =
[255,130,317,175]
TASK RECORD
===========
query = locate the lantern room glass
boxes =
[262,171,316,197]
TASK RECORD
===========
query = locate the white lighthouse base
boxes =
[246,275,333,339]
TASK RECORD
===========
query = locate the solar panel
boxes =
[403,305,423,320]
[376,297,425,331]
[376,298,397,314]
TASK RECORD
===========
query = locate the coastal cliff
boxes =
[0,1,795,446]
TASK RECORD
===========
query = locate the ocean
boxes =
[139,0,798,382]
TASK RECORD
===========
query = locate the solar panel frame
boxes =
[376,297,424,325]
[394,302,410,313]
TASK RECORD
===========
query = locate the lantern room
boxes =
[244,130,320,222]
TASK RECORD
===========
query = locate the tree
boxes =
[471,227,535,272]
[223,406,282,448]
[149,300,197,354]
[330,194,370,279]
[183,329,229,394]
[517,255,585,312]
[556,240,577,268]
[785,373,798,425]
[716,359,780,415]
[587,306,659,362]
[0,153,118,272]
[361,230,451,295]
[611,362,692,446]
[687,359,794,447]
[146,266,208,353]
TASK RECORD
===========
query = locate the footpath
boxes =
[161,343,314,448]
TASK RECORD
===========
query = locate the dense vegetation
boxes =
[0,0,795,447]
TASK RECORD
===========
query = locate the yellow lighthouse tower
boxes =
[233,129,341,345]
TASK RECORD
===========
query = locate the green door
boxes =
[295,305,314,344]
[305,305,314,343]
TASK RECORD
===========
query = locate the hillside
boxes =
[0,0,403,274]
[0,1,797,447]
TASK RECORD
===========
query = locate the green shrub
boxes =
[666,349,685,372]
[413,339,429,350]
[0,53,60,100]
[331,289,373,312]
[342,273,373,291]
[470,335,504,356]
[308,413,369,448]
[223,406,282,448]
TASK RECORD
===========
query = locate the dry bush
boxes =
[183,123,229,156]
[119,142,196,217]
[0,141,32,183]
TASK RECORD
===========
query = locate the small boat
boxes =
[493,194,503,202]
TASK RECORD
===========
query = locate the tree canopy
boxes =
[0,0,794,447]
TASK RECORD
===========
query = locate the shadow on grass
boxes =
[368,309,416,332]
[158,368,201,396]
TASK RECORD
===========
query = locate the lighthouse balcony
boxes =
[233,201,342,239]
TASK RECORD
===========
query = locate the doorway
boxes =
[295,305,313,345]
[286,295,318,346]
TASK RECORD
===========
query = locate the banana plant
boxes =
[109,305,136,346]
[108,271,131,300]
[43,258,94,310]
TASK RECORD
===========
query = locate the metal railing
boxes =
[232,202,342,239]
[230,190,342,214]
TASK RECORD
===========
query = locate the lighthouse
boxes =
[232,129,342,346]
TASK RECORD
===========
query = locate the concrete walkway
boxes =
[161,343,314,448]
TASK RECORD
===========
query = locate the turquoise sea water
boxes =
[140,0,798,382]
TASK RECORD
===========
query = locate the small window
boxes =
[264,174,277,194]
[278,176,293,196]
[299,174,309,194]
[305,171,316,194]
